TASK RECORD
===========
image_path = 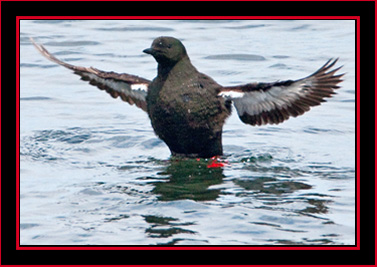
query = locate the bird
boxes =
[30,36,344,158]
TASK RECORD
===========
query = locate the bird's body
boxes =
[144,38,231,157]
[31,36,344,158]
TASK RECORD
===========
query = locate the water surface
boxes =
[20,19,355,245]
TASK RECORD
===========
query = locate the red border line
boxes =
[16,14,20,252]
[16,16,360,251]
[356,15,361,252]
[16,245,358,251]
[4,0,353,1]
[374,3,377,264]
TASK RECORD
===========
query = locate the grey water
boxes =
[20,19,356,245]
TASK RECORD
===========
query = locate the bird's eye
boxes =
[167,44,172,49]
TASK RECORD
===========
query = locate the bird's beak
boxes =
[143,48,154,55]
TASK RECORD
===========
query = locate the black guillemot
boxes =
[31,36,344,158]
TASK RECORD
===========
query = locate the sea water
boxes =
[19,19,355,245]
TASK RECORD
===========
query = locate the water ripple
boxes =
[205,54,266,61]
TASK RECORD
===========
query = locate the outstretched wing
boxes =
[30,38,151,112]
[218,59,344,126]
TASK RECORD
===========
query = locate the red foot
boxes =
[206,156,229,168]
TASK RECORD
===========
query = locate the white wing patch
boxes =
[218,91,244,99]
[220,81,307,116]
[131,83,149,91]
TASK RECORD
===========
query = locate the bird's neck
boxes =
[157,63,174,78]
[157,55,192,79]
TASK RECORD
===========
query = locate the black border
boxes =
[6,0,374,266]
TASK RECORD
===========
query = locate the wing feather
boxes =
[30,38,151,112]
[219,58,344,126]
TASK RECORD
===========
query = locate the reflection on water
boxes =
[236,177,312,195]
[144,215,197,245]
[152,158,224,201]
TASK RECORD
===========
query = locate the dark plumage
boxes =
[142,37,230,158]
[31,36,344,158]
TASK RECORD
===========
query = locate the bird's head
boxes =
[143,36,188,66]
